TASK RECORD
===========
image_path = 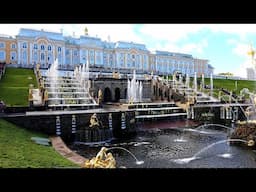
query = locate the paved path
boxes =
[50,136,86,167]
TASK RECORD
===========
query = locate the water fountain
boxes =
[183,123,234,136]
[106,147,144,165]
[194,123,233,131]
[185,73,190,89]
[194,72,197,93]
[43,59,97,108]
[83,146,144,168]
[172,139,248,164]
[210,73,213,97]
[127,70,143,103]
[201,74,204,91]
[47,59,59,102]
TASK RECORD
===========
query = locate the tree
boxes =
[218,72,233,76]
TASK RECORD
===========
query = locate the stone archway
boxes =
[114,87,121,102]
[104,87,112,102]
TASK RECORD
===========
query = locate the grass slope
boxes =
[0,68,38,106]
[0,119,78,168]
[204,78,256,94]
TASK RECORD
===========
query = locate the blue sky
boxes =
[0,24,255,78]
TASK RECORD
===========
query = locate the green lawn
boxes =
[0,119,78,168]
[203,78,256,95]
[0,68,38,106]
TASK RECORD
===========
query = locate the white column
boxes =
[52,45,55,62]
[18,41,21,65]
[115,52,119,69]
[156,56,158,72]
[100,51,103,66]
[140,55,143,69]
[70,49,73,68]
[29,43,32,66]
[80,49,83,63]
[62,46,65,67]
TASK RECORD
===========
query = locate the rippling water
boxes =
[69,127,256,168]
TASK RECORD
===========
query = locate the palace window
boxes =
[136,55,140,68]
[11,52,16,60]
[89,50,94,64]
[103,52,108,66]
[127,54,131,68]
[33,52,38,62]
[34,44,38,49]
[109,54,113,66]
[120,53,124,67]
[11,43,16,49]
[22,51,27,60]
[0,42,5,48]
[22,42,27,49]
[0,51,5,60]
[41,45,45,50]
[48,45,52,51]
[41,53,45,61]
[58,47,61,52]
[95,51,102,65]
[143,55,147,70]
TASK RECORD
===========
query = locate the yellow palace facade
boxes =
[0,28,214,76]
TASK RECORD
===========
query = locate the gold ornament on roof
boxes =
[84,27,88,35]
[247,43,255,57]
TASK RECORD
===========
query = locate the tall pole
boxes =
[248,42,256,79]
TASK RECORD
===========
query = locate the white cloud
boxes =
[231,59,253,78]
[227,38,238,45]
[232,43,251,58]
[139,24,206,43]
[150,38,208,56]
[207,24,256,39]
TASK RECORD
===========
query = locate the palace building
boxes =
[0,28,214,76]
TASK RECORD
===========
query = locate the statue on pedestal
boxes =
[98,89,103,106]
[89,113,100,128]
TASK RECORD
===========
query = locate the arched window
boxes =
[11,43,16,49]
[58,47,61,52]
[22,42,27,49]
[41,45,45,50]
[34,44,37,49]
[48,45,51,51]
[11,52,16,60]
[41,53,45,61]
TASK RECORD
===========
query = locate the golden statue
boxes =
[36,63,40,71]
[89,113,100,128]
[248,42,255,67]
[83,147,116,168]
[28,89,33,101]
[98,89,103,104]
[44,90,48,101]
[248,140,255,147]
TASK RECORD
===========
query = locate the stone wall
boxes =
[93,78,153,102]
[4,110,136,142]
